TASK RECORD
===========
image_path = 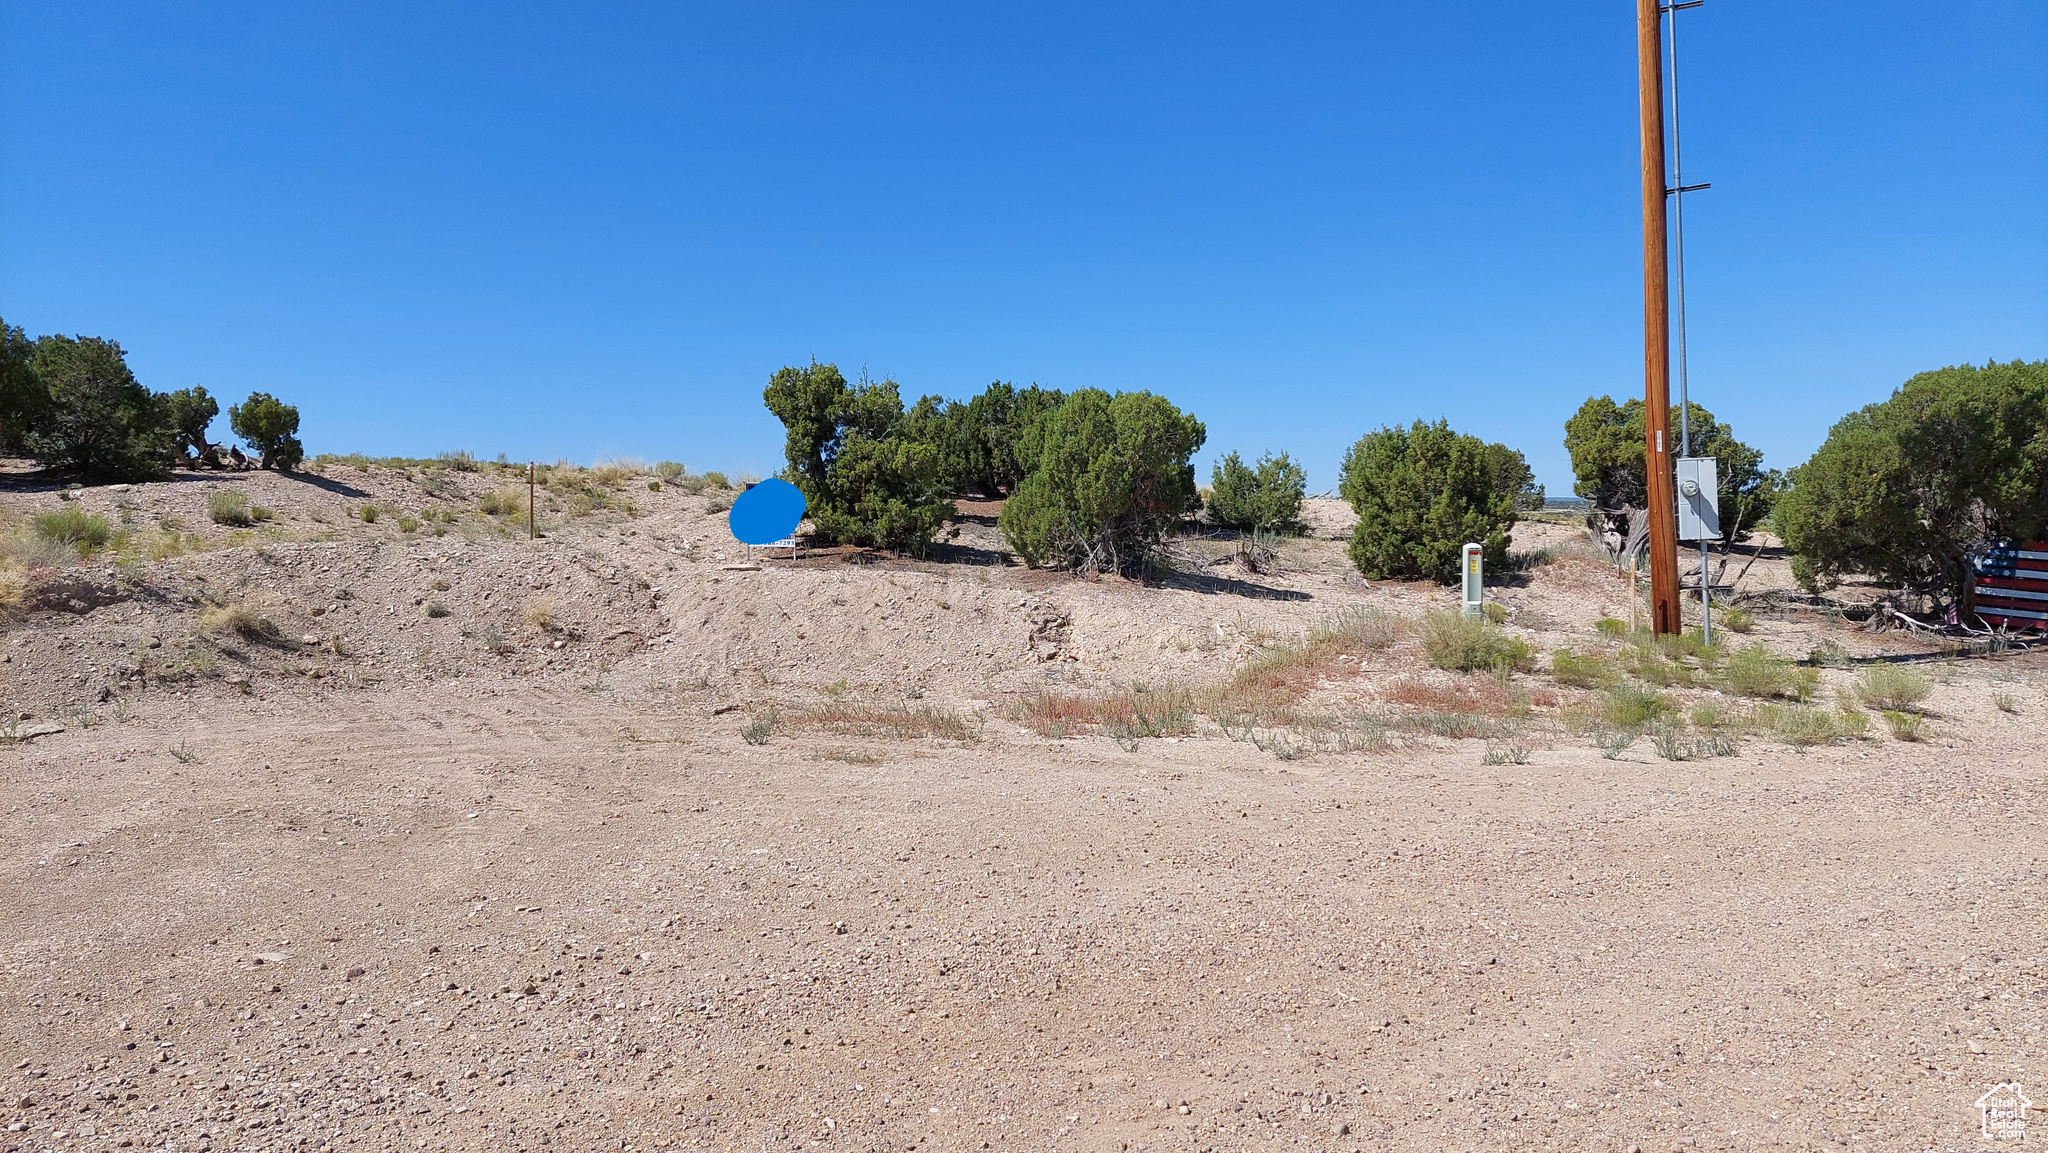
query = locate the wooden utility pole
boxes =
[1638,0,1682,635]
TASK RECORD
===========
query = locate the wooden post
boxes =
[1639,0,1682,635]
[528,462,536,540]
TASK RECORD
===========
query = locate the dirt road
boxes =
[5,681,2042,1152]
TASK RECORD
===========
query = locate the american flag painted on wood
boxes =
[1972,542,2048,630]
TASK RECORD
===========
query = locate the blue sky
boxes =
[2,2,2042,493]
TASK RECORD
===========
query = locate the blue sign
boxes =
[728,478,806,546]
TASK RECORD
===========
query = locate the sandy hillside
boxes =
[2,458,2045,1153]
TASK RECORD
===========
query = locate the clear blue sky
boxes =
[3,2,2042,493]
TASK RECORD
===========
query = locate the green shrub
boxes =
[1549,649,1618,688]
[999,389,1205,576]
[655,460,685,481]
[1620,644,1694,687]
[1564,394,1779,546]
[162,385,220,462]
[1854,663,1933,712]
[1882,709,1924,740]
[436,450,479,471]
[1419,609,1532,673]
[1595,617,1629,639]
[34,505,114,553]
[1601,681,1670,728]
[1719,607,1756,633]
[228,392,304,470]
[207,490,256,526]
[701,471,730,489]
[1339,420,1518,584]
[19,334,174,480]
[359,505,380,524]
[1723,644,1818,700]
[1482,602,1508,624]
[0,320,43,454]
[901,381,1067,496]
[1488,443,1547,512]
[479,489,526,516]
[397,515,420,533]
[763,362,954,555]
[1689,698,1735,730]
[1776,359,2047,608]
[1206,450,1307,532]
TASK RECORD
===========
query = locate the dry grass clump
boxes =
[35,505,116,554]
[197,601,283,642]
[1,513,71,604]
[1386,710,1524,741]
[590,459,644,489]
[1381,675,1531,717]
[521,597,557,631]
[479,489,528,516]
[1214,608,1407,713]
[1758,702,1869,746]
[783,702,979,742]
[1419,610,1532,673]
[207,491,271,527]
[1012,687,1194,742]
[0,568,26,610]
[1854,663,1933,712]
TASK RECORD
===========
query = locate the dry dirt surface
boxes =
[3,460,2046,1153]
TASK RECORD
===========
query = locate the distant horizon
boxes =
[3,3,2042,492]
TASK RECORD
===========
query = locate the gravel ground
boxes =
[3,462,2045,1152]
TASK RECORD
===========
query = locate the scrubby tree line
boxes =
[762,360,1541,583]
[763,362,1209,575]
[0,317,303,480]
[1773,359,2047,612]
[1562,359,2048,614]
[764,355,2044,617]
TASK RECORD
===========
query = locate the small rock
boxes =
[345,966,366,980]
[15,722,65,740]
[1176,1104,1191,1115]
[251,952,288,966]
[146,637,162,649]
[300,634,320,645]
[1331,1122,1349,1136]
[1968,1040,1985,1054]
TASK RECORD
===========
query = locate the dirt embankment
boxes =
[3,460,2045,1152]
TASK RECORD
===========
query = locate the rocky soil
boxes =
[2,459,2044,1152]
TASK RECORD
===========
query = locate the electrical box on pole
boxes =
[1675,457,1719,541]
[1461,543,1484,618]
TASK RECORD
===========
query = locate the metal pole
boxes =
[528,462,536,541]
[1639,0,1682,636]
[1665,1,1712,646]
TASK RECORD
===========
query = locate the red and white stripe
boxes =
[1973,543,2048,630]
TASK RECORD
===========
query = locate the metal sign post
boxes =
[1676,456,1720,644]
[1462,543,1484,619]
